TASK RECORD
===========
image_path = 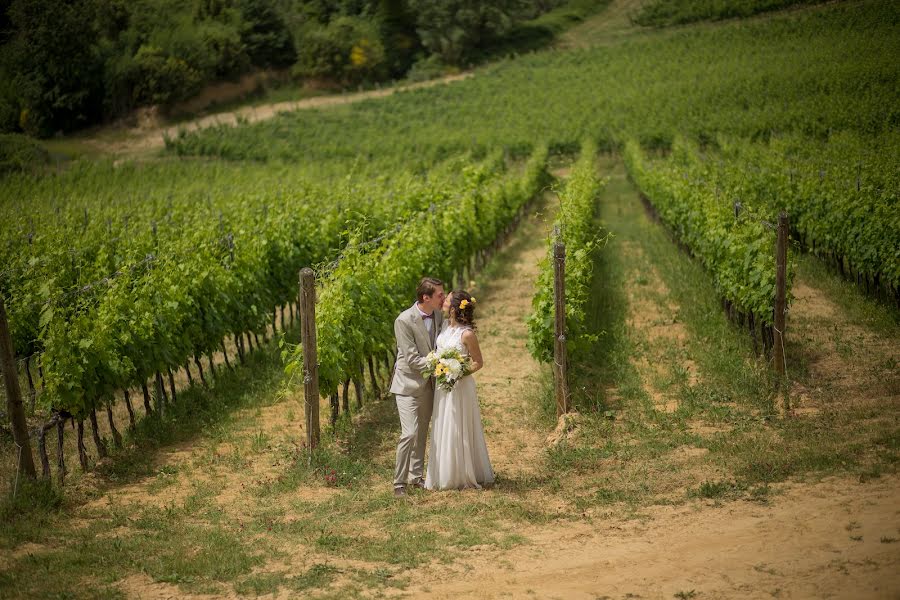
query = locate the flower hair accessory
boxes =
[460,297,476,310]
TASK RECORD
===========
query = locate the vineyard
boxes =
[1,0,899,598]
[164,1,898,163]
[1,150,538,473]
[715,132,900,300]
[285,147,550,400]
[624,138,795,341]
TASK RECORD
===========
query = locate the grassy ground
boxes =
[0,335,297,591]
[556,0,648,47]
[548,155,898,514]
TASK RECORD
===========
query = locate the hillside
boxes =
[1,1,898,598]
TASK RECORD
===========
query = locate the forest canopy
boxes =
[0,0,592,136]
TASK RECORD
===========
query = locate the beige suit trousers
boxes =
[393,388,434,487]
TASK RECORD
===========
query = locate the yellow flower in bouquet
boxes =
[422,347,474,391]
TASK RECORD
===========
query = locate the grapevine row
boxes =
[527,139,609,365]
[286,146,550,399]
[715,133,900,303]
[624,137,794,332]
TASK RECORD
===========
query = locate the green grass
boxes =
[0,500,269,598]
[795,253,900,333]
[0,335,294,594]
[0,133,51,174]
[572,155,773,416]
[1,295,544,598]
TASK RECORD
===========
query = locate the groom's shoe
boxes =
[393,486,407,498]
[410,480,426,490]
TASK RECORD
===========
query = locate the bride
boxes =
[425,290,495,491]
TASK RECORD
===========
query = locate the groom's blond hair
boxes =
[416,277,444,302]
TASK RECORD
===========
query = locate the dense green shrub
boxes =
[0,63,20,133]
[0,133,50,175]
[408,0,517,66]
[238,0,296,68]
[5,0,105,136]
[376,0,421,77]
[405,54,453,82]
[152,17,248,80]
[293,16,386,83]
[128,45,204,106]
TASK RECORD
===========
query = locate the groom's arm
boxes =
[395,318,429,375]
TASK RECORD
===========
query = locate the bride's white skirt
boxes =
[425,375,494,490]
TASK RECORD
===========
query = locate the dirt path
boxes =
[786,276,900,417]
[557,0,648,48]
[618,237,699,414]
[472,194,555,480]
[403,474,900,599]
[84,74,472,158]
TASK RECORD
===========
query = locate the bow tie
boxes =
[421,313,433,320]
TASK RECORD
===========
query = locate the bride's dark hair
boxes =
[449,290,477,331]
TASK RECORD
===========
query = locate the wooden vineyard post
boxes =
[0,295,37,480]
[773,212,789,377]
[299,268,320,450]
[553,236,570,417]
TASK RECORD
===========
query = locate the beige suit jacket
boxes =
[389,302,445,397]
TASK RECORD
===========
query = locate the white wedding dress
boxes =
[425,325,495,490]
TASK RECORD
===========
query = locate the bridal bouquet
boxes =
[423,348,473,392]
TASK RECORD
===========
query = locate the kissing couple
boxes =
[390,277,495,496]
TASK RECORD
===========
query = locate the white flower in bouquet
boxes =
[442,357,462,373]
[422,348,473,391]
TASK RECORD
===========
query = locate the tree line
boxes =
[0,0,586,137]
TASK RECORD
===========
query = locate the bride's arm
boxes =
[461,330,483,373]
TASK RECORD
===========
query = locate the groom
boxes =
[390,277,446,497]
